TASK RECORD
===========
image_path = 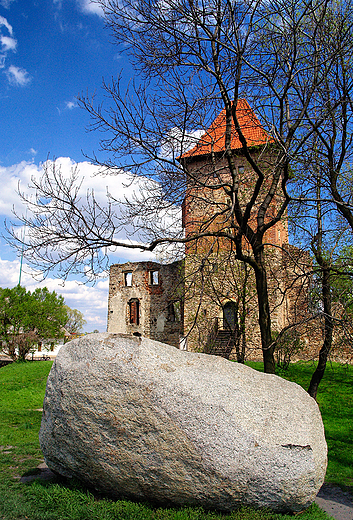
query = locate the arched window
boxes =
[128,299,140,325]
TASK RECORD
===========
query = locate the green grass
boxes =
[1,360,349,520]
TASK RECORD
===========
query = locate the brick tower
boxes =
[107,100,309,361]
[179,100,305,359]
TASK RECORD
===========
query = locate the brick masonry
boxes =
[107,104,352,363]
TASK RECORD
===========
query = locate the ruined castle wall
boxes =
[107,261,183,348]
[183,252,261,359]
[183,245,317,361]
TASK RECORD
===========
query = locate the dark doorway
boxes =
[129,299,140,325]
[223,301,237,331]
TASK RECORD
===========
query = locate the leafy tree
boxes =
[0,285,68,362]
[64,306,86,335]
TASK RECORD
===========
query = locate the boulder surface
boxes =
[40,333,327,512]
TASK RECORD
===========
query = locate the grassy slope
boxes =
[0,360,346,520]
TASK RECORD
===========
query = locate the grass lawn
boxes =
[1,359,351,520]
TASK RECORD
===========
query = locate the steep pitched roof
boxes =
[180,99,272,160]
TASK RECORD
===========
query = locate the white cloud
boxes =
[161,127,204,159]
[0,16,14,71]
[0,15,13,35]
[1,35,16,51]
[6,65,31,86]
[0,16,31,87]
[1,156,174,255]
[79,0,104,16]
[0,257,24,287]
[0,161,40,217]
[65,99,78,110]
[0,16,14,72]
[1,157,182,327]
[0,157,142,216]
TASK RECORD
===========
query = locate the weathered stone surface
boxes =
[39,333,327,513]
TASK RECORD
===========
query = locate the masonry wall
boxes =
[107,261,184,348]
[183,245,316,361]
[106,140,353,363]
[182,152,289,254]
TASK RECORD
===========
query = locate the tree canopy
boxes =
[64,305,87,335]
[0,286,77,361]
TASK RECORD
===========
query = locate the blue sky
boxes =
[0,0,157,331]
[0,0,115,166]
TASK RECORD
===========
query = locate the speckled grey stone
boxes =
[39,333,327,513]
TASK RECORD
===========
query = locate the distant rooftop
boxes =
[180,99,272,160]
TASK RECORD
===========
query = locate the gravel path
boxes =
[315,484,353,520]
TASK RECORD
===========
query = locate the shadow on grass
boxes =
[16,468,334,520]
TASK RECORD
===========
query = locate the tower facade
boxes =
[179,100,301,358]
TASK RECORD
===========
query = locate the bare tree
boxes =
[7,0,353,373]
[284,3,353,395]
[289,133,353,398]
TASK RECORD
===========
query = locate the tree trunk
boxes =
[308,266,333,400]
[233,315,242,363]
[238,264,249,364]
[254,251,276,374]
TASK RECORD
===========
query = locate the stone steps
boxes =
[207,330,235,359]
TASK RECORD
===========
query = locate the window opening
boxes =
[168,302,175,322]
[129,299,140,325]
[150,270,159,285]
[168,301,181,322]
[125,272,133,286]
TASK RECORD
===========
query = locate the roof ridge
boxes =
[180,100,272,160]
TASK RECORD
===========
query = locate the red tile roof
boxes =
[180,99,272,160]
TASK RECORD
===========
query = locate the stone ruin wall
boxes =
[182,245,341,363]
[106,146,352,364]
[107,255,352,364]
[180,151,333,362]
[107,261,184,348]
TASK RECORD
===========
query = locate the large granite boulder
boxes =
[39,333,327,513]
